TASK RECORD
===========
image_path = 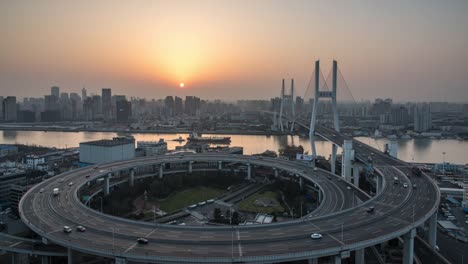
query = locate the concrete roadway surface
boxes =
[18,151,439,263]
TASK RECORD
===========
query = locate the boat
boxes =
[187,132,231,144]
[172,136,186,142]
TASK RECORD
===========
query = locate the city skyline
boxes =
[1,1,467,102]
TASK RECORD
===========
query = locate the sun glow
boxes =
[179,82,185,88]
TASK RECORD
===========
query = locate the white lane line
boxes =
[328,234,344,245]
[236,229,243,257]
[9,241,23,248]
[124,243,137,253]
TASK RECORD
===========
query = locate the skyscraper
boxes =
[81,87,87,100]
[102,88,112,121]
[51,86,60,98]
[2,96,18,121]
[414,103,432,132]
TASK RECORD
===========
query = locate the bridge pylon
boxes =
[309,60,340,174]
[277,79,295,132]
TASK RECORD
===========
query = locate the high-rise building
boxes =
[116,99,132,123]
[164,96,175,116]
[51,86,60,98]
[102,88,112,121]
[174,96,183,115]
[414,103,432,132]
[2,96,17,121]
[92,95,102,120]
[81,87,87,100]
[44,95,59,111]
[390,106,409,126]
[0,96,3,120]
[185,96,201,116]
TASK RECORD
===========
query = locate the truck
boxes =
[53,188,59,196]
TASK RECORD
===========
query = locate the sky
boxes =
[1,0,467,102]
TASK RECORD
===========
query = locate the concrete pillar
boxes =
[353,166,360,188]
[318,189,322,203]
[403,229,416,264]
[129,169,135,187]
[331,144,337,174]
[41,256,50,264]
[341,140,354,182]
[427,213,437,248]
[218,161,222,170]
[389,140,398,158]
[159,164,164,179]
[104,174,110,195]
[376,175,382,194]
[333,255,342,264]
[11,253,16,264]
[247,163,251,180]
[355,248,365,264]
[299,177,304,190]
[68,248,73,264]
[308,258,318,264]
[274,168,278,178]
[188,161,193,173]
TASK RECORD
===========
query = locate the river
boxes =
[0,130,467,165]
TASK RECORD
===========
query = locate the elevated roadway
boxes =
[19,147,439,263]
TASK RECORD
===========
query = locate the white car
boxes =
[63,226,72,233]
[346,186,352,190]
[68,182,73,186]
[403,183,408,188]
[310,233,322,240]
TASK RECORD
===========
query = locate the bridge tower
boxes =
[309,60,340,174]
[278,79,295,132]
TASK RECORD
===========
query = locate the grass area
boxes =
[157,187,224,213]
[237,191,284,214]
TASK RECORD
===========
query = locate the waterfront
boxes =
[0,130,467,165]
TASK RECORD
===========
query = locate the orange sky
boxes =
[0,1,467,101]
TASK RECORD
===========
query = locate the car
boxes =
[207,199,215,204]
[188,204,197,210]
[412,184,417,189]
[435,245,440,251]
[76,226,86,232]
[403,183,408,188]
[68,182,73,186]
[328,176,332,180]
[85,175,90,178]
[137,238,148,244]
[346,186,351,190]
[39,188,44,193]
[465,220,468,224]
[366,206,375,213]
[310,233,322,240]
[59,178,64,183]
[198,201,207,206]
[63,226,72,233]
[313,168,318,172]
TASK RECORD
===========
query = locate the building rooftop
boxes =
[0,145,17,150]
[80,137,135,147]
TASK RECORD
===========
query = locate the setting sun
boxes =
[179,82,185,88]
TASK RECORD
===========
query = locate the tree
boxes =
[213,208,222,222]
[231,211,240,225]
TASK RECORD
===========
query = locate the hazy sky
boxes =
[1,0,467,102]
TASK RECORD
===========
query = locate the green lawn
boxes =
[157,187,224,213]
[237,191,284,214]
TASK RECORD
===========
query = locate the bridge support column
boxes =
[68,248,73,264]
[188,161,193,173]
[41,256,50,264]
[427,213,437,248]
[333,255,342,264]
[104,173,110,195]
[218,161,222,170]
[318,189,322,204]
[299,177,304,190]
[403,229,416,264]
[331,144,337,174]
[353,167,360,188]
[274,168,278,178]
[159,164,164,179]
[342,140,354,182]
[355,248,365,264]
[129,168,135,187]
[376,175,383,194]
[308,258,318,264]
[247,163,251,180]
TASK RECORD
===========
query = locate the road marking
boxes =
[9,241,23,248]
[123,243,137,253]
[327,234,344,245]
[236,229,243,257]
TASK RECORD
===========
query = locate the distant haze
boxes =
[1,1,467,102]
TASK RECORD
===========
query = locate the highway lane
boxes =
[18,149,439,263]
